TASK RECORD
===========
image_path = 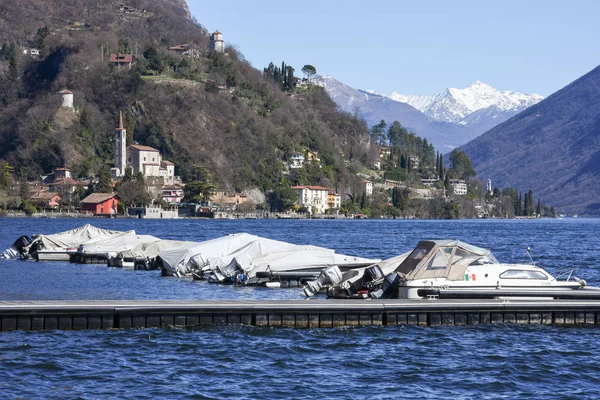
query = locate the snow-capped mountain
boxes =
[314,75,544,152]
[386,81,543,124]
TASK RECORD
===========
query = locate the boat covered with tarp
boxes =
[24,224,126,261]
[158,232,381,286]
[110,239,197,269]
[70,231,160,263]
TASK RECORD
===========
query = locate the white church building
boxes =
[112,112,175,184]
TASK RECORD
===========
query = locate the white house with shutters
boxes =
[292,185,329,214]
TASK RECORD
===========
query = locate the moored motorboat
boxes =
[321,239,600,300]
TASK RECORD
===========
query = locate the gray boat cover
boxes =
[78,232,160,256]
[25,224,126,252]
[117,240,198,259]
[159,233,381,279]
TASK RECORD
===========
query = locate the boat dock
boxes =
[2,299,600,331]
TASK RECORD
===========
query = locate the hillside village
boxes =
[0,84,553,220]
[0,1,558,219]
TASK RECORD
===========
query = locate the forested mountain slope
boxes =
[460,65,600,215]
[0,0,374,194]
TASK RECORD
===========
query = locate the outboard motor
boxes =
[370,272,402,299]
[303,266,343,297]
[345,265,384,296]
[1,235,32,259]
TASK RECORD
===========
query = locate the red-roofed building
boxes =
[109,53,133,69]
[168,44,189,53]
[292,185,330,215]
[81,193,119,216]
[30,190,61,209]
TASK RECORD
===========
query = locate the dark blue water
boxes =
[1,218,599,398]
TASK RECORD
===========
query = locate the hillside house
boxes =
[109,53,133,69]
[168,44,188,54]
[409,155,420,169]
[289,153,305,169]
[81,193,119,216]
[307,150,320,163]
[449,179,468,196]
[421,177,439,186]
[327,192,342,210]
[162,185,184,205]
[58,89,74,108]
[30,190,61,209]
[210,191,248,210]
[292,185,329,215]
[363,180,373,196]
[379,146,391,159]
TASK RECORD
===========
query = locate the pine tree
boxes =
[536,199,542,216]
[527,190,534,216]
[360,191,367,210]
[518,193,523,216]
[438,156,444,181]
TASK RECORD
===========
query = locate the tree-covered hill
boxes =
[0,0,374,195]
[460,65,600,215]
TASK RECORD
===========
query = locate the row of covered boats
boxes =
[1,224,379,287]
[3,224,600,300]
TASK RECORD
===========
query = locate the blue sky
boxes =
[187,0,600,97]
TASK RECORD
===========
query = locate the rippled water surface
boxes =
[1,217,599,398]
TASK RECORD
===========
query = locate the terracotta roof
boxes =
[31,191,60,200]
[161,160,174,166]
[81,193,116,204]
[129,144,159,152]
[292,185,329,191]
[109,53,133,63]
[212,30,222,35]
[58,89,73,94]
[169,45,188,51]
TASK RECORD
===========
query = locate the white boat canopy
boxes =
[397,240,498,281]
[26,224,126,252]
[78,232,161,256]
[118,240,198,260]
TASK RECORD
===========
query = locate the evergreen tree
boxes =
[95,167,113,193]
[438,156,444,181]
[536,199,542,216]
[527,190,534,216]
[7,42,18,79]
[518,193,523,216]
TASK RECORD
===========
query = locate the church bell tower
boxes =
[115,111,127,177]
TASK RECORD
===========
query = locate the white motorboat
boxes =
[321,239,600,300]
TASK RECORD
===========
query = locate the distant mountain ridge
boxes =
[316,75,543,152]
[459,65,600,215]
[386,81,543,125]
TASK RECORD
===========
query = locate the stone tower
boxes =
[209,30,225,53]
[115,111,127,177]
[59,89,73,108]
[486,178,492,194]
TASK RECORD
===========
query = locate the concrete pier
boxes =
[2,299,600,331]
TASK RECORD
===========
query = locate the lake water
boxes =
[1,217,599,398]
